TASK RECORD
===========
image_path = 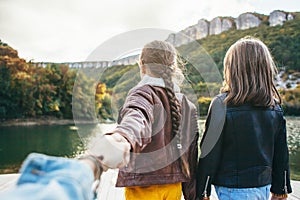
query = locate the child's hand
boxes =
[271,195,287,200]
[105,133,131,168]
[88,132,131,169]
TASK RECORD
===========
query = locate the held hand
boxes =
[107,133,131,167]
[88,133,131,169]
[271,196,287,200]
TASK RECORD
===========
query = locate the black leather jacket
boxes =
[196,93,292,199]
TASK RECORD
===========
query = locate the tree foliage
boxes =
[0,44,78,119]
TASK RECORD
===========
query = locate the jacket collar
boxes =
[137,75,180,93]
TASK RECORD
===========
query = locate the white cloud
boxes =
[0,0,299,62]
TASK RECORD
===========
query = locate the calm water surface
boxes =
[0,117,299,180]
[0,124,94,173]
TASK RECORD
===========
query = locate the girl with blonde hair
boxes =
[96,40,199,200]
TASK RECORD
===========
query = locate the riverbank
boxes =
[0,117,101,127]
[0,118,74,127]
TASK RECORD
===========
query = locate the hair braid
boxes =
[140,40,190,177]
[161,67,181,136]
[161,67,190,177]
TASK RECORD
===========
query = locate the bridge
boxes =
[32,54,140,69]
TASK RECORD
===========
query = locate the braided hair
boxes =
[139,40,190,177]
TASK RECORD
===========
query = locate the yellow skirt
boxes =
[124,182,182,200]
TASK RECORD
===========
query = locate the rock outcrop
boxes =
[209,17,234,35]
[167,10,295,47]
[209,17,222,35]
[235,13,261,30]
[222,18,234,32]
[269,10,294,26]
[196,19,210,39]
[166,19,209,46]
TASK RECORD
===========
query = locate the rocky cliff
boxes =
[269,10,294,26]
[166,10,295,47]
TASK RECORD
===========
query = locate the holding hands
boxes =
[88,132,131,169]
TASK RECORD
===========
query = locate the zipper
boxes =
[203,176,210,198]
[283,170,288,194]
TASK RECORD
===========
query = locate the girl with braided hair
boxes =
[100,40,199,200]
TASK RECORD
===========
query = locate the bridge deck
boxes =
[0,171,299,200]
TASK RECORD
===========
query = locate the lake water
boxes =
[0,117,299,180]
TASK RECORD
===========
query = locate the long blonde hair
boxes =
[221,36,281,106]
[140,40,190,177]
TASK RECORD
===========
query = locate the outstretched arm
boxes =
[0,153,98,200]
[88,86,154,169]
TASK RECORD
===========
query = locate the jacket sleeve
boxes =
[0,153,94,200]
[182,132,199,200]
[271,116,292,194]
[181,97,199,200]
[196,96,226,199]
[112,87,154,153]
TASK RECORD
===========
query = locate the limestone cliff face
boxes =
[288,13,294,20]
[269,10,287,26]
[209,17,222,35]
[235,13,261,30]
[269,10,294,26]
[222,18,234,32]
[196,19,209,39]
[166,30,190,46]
[210,17,234,35]
[166,19,209,46]
[168,10,295,47]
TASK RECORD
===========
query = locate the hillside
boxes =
[94,12,300,84]
[98,12,300,115]
[178,12,300,82]
[1,11,300,119]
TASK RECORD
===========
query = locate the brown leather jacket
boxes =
[113,84,199,200]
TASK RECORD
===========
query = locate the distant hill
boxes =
[91,11,300,115]
[1,10,300,118]
[100,11,300,87]
[32,10,300,88]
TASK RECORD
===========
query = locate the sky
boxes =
[0,0,300,62]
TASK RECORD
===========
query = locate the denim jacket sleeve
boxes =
[196,95,226,199]
[0,153,94,200]
[271,116,292,194]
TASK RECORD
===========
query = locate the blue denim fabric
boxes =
[0,153,94,200]
[214,184,271,200]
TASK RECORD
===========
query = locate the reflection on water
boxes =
[0,123,119,173]
[0,117,299,180]
[0,125,89,173]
